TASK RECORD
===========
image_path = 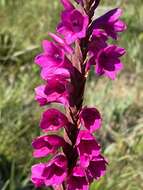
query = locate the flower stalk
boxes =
[31,0,126,189]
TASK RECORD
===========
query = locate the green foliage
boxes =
[0,31,18,64]
[0,0,143,189]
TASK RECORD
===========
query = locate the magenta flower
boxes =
[40,108,68,131]
[96,45,125,79]
[80,107,101,133]
[88,29,108,57]
[67,166,88,190]
[40,66,70,81]
[31,0,126,189]
[93,8,127,39]
[86,29,108,70]
[44,77,73,106]
[32,135,65,158]
[43,154,67,186]
[35,77,73,106]
[57,2,88,44]
[35,85,48,106]
[31,163,46,187]
[34,33,73,80]
[35,40,65,68]
[86,155,107,182]
[49,32,73,54]
[76,130,100,167]
[34,39,72,81]
[31,154,67,187]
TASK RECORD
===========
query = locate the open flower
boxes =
[67,166,89,190]
[40,108,68,131]
[31,163,46,187]
[57,5,88,44]
[31,154,67,187]
[40,66,70,80]
[80,107,101,133]
[35,40,65,68]
[35,85,48,106]
[86,29,108,71]
[93,8,127,39]
[35,77,73,106]
[44,77,73,106]
[32,135,65,158]
[88,29,108,57]
[96,45,125,79]
[43,154,67,186]
[49,32,73,54]
[35,34,73,80]
[86,155,107,182]
[76,130,101,167]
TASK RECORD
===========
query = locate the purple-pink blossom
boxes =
[80,107,101,133]
[31,163,46,187]
[88,29,108,57]
[67,166,88,190]
[32,135,65,158]
[31,154,67,187]
[40,108,68,131]
[93,8,127,39]
[35,85,48,106]
[57,1,89,44]
[35,40,65,68]
[86,155,107,182]
[34,36,73,81]
[35,77,73,106]
[96,45,125,79]
[44,77,73,106]
[40,65,70,80]
[76,130,101,167]
[43,154,67,186]
[49,32,73,54]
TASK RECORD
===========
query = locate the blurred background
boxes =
[0,0,143,189]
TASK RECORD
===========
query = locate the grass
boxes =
[86,76,143,190]
[0,0,143,189]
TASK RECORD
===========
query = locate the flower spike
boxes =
[31,0,126,189]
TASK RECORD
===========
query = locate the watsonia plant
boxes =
[31,0,126,189]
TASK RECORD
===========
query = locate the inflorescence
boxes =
[31,0,126,189]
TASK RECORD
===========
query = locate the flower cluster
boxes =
[31,0,126,189]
